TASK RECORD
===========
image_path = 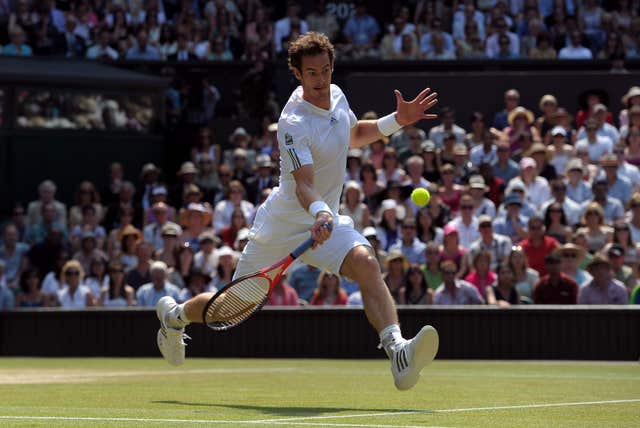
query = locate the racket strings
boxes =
[205,276,271,329]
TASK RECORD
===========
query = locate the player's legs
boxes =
[340,245,439,390]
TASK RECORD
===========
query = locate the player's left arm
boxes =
[349,87,439,148]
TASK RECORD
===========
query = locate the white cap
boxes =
[551,126,567,137]
[362,227,377,238]
[150,261,168,273]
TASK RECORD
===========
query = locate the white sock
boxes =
[167,303,190,329]
[379,324,405,357]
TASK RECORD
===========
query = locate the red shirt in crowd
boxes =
[532,273,578,304]
[266,283,300,306]
[310,290,348,306]
[518,236,558,276]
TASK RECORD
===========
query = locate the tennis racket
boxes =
[203,224,331,330]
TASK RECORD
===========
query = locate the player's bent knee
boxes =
[341,245,380,281]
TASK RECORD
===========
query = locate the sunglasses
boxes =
[561,253,577,259]
[66,271,80,276]
[442,270,457,275]
[110,269,125,274]
[402,225,416,230]
[460,205,474,210]
[480,223,491,228]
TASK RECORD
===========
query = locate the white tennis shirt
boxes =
[249,84,357,245]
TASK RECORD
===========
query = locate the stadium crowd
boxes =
[2,83,640,309]
[0,0,637,62]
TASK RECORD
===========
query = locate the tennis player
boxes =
[156,32,440,390]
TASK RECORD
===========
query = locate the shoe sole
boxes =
[396,325,439,391]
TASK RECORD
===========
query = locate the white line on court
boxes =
[0,398,637,426]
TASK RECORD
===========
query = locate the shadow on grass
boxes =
[152,401,423,417]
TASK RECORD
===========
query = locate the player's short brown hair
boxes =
[288,31,335,73]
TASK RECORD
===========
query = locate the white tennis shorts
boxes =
[234,215,370,278]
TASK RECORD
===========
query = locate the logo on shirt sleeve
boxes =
[285,133,293,146]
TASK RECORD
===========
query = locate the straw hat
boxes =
[177,161,199,176]
[384,249,409,270]
[118,224,142,242]
[556,243,585,262]
[622,86,640,106]
[507,106,534,125]
[179,203,213,227]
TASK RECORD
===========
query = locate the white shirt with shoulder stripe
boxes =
[248,84,357,246]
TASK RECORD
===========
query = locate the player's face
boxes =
[294,53,332,106]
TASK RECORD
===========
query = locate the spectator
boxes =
[465,250,496,298]
[620,87,640,130]
[578,255,629,304]
[213,181,254,234]
[453,0,485,41]
[558,30,593,59]
[446,195,480,249]
[41,250,70,304]
[306,0,338,42]
[362,227,388,271]
[375,199,402,251]
[479,162,505,207]
[399,264,432,304]
[467,176,495,218]
[493,140,520,184]
[383,250,408,303]
[389,217,426,265]
[0,223,29,289]
[547,126,573,174]
[125,241,153,290]
[194,231,218,277]
[103,181,142,232]
[178,268,216,304]
[136,261,180,307]
[507,245,540,302]
[245,6,274,44]
[245,155,278,206]
[27,180,67,229]
[421,242,442,290]
[70,205,107,252]
[470,131,497,168]
[468,215,511,271]
[565,159,593,204]
[143,202,181,252]
[86,27,119,60]
[381,15,418,60]
[15,268,48,307]
[494,193,528,243]
[207,35,233,60]
[69,181,104,229]
[486,16,519,58]
[99,261,136,307]
[423,31,454,59]
[56,14,86,58]
[428,107,466,148]
[25,202,68,245]
[310,271,347,306]
[106,206,136,259]
[343,0,379,58]
[433,259,484,304]
[58,260,96,308]
[266,272,299,306]
[212,246,237,290]
[600,154,632,206]
[508,157,551,212]
[169,242,196,289]
[577,104,620,149]
[493,89,520,131]
[339,181,371,233]
[440,223,469,279]
[288,262,321,302]
[0,262,13,310]
[72,231,107,273]
[419,16,454,58]
[605,243,636,293]
[274,1,308,54]
[438,164,463,214]
[119,225,143,271]
[529,32,557,59]
[542,202,571,245]
[416,207,443,245]
[532,253,578,304]
[3,25,33,56]
[558,242,592,286]
[610,220,640,267]
[180,203,213,251]
[9,204,28,243]
[542,179,582,227]
[504,107,541,155]
[587,179,625,224]
[83,256,109,297]
[137,163,162,213]
[168,30,197,61]
[519,216,559,276]
[486,263,520,306]
[126,27,161,60]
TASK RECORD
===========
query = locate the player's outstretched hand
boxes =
[394,88,439,127]
[311,211,333,249]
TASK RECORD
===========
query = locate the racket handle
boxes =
[290,223,332,259]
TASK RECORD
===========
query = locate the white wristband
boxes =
[377,112,402,136]
[309,200,332,217]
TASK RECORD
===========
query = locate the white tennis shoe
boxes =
[156,296,189,366]
[390,325,439,390]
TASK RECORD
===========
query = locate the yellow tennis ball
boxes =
[411,188,431,207]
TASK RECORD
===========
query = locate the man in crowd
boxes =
[533,253,578,304]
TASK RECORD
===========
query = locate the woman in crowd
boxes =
[465,251,496,298]
[536,95,559,142]
[119,225,142,271]
[180,203,213,250]
[375,199,402,251]
[169,243,196,289]
[15,268,48,307]
[99,261,135,307]
[310,271,348,306]
[41,250,70,304]
[544,202,572,244]
[558,243,592,286]
[69,181,103,229]
[359,163,385,213]
[623,125,640,167]
[620,87,640,129]
[422,242,442,290]
[191,127,221,166]
[425,186,452,228]
[486,263,520,306]
[610,220,640,267]
[213,180,254,234]
[378,147,405,187]
[421,141,441,183]
[382,250,408,303]
[440,224,468,279]
[219,207,249,247]
[439,163,463,214]
[416,207,443,245]
[71,205,107,252]
[503,107,540,154]
[339,181,371,233]
[178,269,215,304]
[508,245,540,302]
[465,111,486,148]
[213,246,238,290]
[84,256,109,297]
[399,264,432,305]
[106,207,135,259]
[577,203,613,254]
[57,260,95,308]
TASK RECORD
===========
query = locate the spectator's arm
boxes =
[126,285,136,306]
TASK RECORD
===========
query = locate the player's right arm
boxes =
[292,165,333,247]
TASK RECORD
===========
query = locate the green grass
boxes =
[0,358,638,427]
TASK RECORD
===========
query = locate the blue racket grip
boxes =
[291,223,332,259]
